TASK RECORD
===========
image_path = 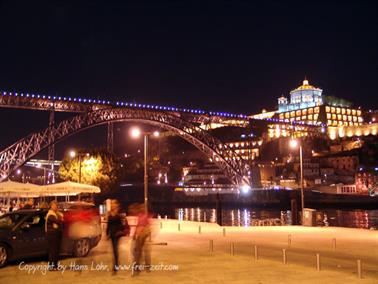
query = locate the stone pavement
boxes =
[0,219,377,284]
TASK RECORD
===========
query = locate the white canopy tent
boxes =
[40,181,101,196]
[0,181,41,198]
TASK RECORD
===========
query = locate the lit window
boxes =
[347,109,351,115]
[314,107,320,113]
[308,115,313,120]
[279,114,284,120]
[308,108,313,114]
[341,108,346,114]
[336,108,340,114]
[343,115,347,121]
[331,107,335,113]
[326,106,330,113]
[327,113,331,119]
[337,114,342,120]
[357,110,361,116]
[352,109,356,115]
[285,113,290,118]
[296,110,301,116]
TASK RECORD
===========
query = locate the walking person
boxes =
[132,204,152,275]
[45,200,64,271]
[23,198,34,209]
[106,200,128,274]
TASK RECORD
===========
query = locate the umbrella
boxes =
[0,180,41,197]
[40,181,101,196]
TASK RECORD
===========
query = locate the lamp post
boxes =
[289,139,304,222]
[69,150,89,183]
[130,128,160,214]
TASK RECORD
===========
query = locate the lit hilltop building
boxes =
[277,79,324,113]
[253,79,372,140]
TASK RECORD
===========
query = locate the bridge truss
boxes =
[0,107,251,187]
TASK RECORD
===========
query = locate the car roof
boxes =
[58,201,95,206]
[11,209,48,214]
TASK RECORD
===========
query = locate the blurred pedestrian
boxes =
[106,200,129,274]
[39,201,49,209]
[23,198,34,209]
[132,204,152,275]
[45,200,64,270]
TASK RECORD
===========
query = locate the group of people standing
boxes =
[106,200,152,276]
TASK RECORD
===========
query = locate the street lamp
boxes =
[289,138,304,223]
[130,127,160,214]
[69,150,90,183]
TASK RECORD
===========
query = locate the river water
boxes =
[155,207,378,229]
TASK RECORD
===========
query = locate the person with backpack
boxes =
[106,200,129,274]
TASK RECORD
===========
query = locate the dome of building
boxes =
[290,79,322,94]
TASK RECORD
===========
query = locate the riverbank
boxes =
[97,185,378,209]
[0,219,377,284]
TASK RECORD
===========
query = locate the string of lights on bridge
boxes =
[0,90,324,127]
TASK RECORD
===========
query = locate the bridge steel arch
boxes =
[0,107,250,187]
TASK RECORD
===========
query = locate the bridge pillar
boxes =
[48,109,55,184]
[107,122,114,152]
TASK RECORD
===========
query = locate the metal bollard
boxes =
[230,243,235,256]
[282,249,287,264]
[316,253,321,271]
[160,222,163,229]
[288,234,291,247]
[178,223,181,231]
[254,245,258,261]
[223,227,226,237]
[357,259,362,279]
[164,215,168,220]
[198,225,201,234]
[332,238,336,251]
[209,240,214,254]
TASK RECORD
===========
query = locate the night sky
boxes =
[0,1,377,152]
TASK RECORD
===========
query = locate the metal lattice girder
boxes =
[0,107,251,187]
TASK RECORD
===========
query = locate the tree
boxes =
[59,149,120,194]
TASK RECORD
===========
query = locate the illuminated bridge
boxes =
[0,90,321,187]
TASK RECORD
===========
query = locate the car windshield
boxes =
[0,213,25,229]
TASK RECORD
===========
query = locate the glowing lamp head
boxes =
[289,139,298,149]
[69,150,76,158]
[130,127,141,138]
[241,184,251,194]
[153,131,160,137]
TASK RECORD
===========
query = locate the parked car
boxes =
[0,202,101,268]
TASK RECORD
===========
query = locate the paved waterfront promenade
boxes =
[0,219,377,284]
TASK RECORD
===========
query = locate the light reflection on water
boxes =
[173,208,378,229]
